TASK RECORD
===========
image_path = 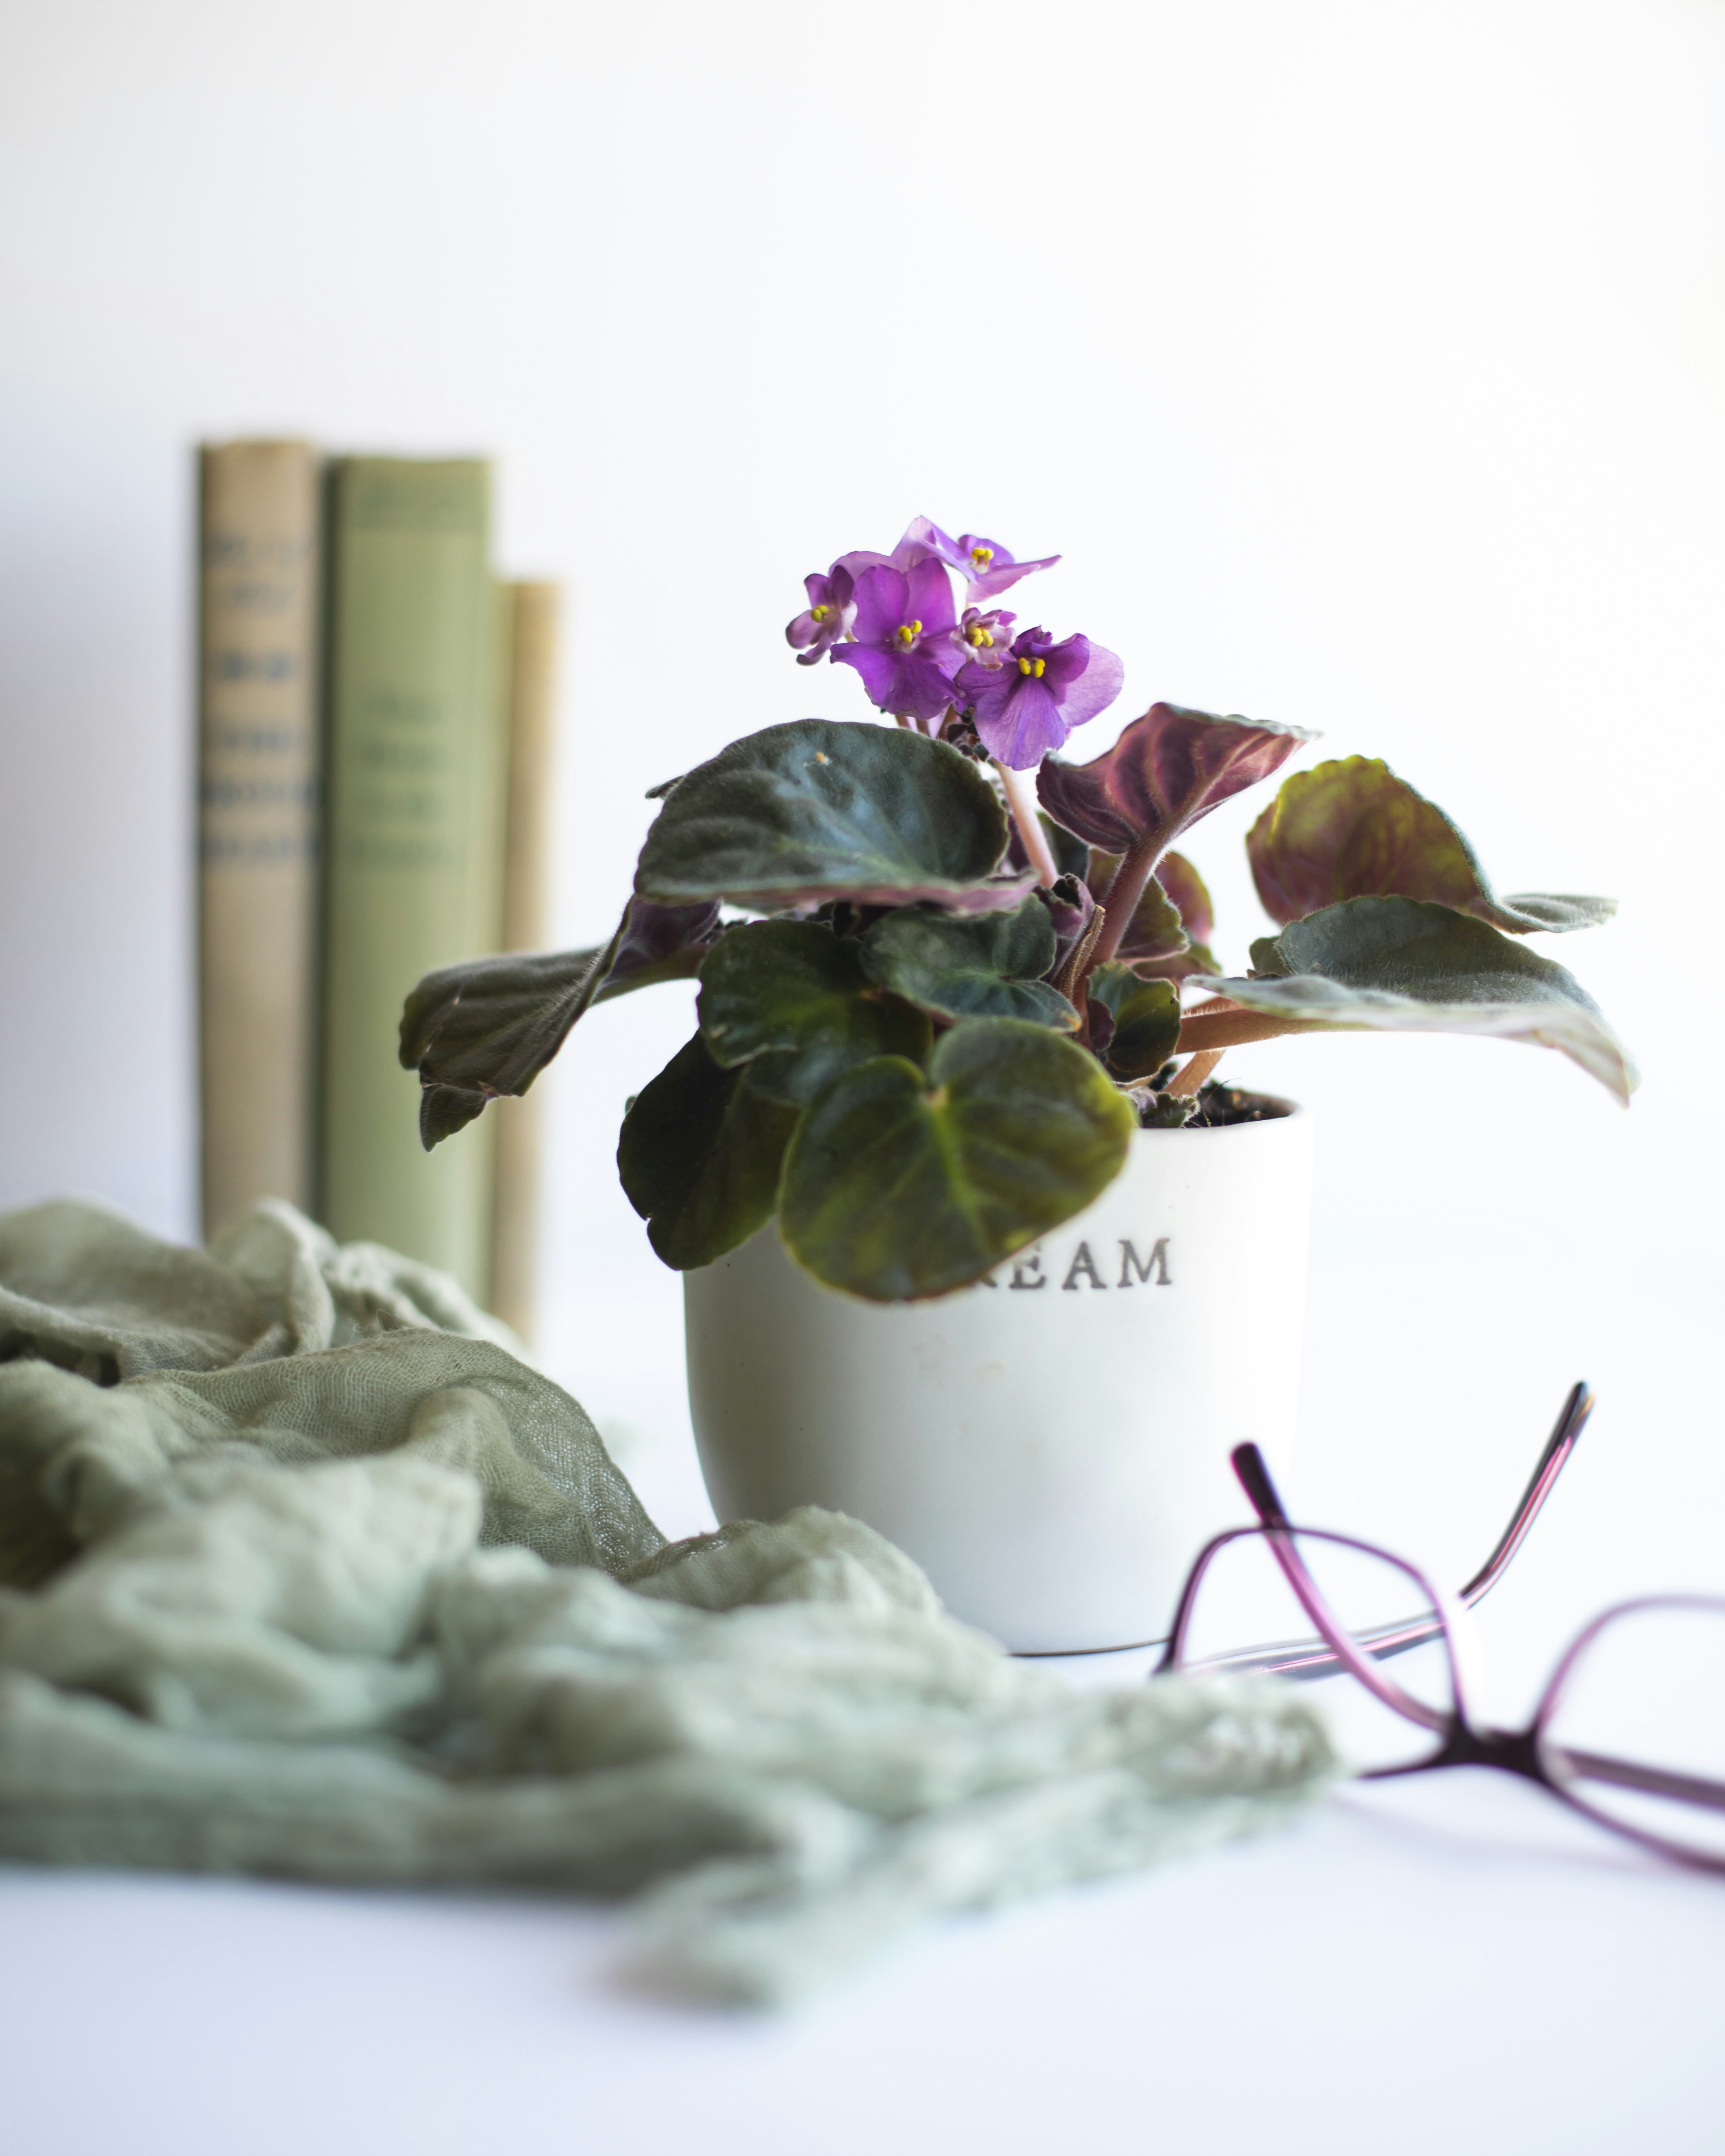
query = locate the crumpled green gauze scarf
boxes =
[0,1196,1336,2004]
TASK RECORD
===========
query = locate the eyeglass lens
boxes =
[1539,1601,1725,1861]
[1175,1530,1457,1774]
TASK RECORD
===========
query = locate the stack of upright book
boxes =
[196,442,561,1338]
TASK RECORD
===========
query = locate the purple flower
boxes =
[952,534,1061,601]
[955,625,1124,770]
[830,521,946,585]
[785,564,855,667]
[830,559,963,724]
[825,519,1059,606]
[894,517,1059,602]
[957,605,1017,667]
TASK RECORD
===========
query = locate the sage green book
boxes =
[318,458,507,1298]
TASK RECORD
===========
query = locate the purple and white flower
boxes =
[957,605,1017,667]
[784,565,855,666]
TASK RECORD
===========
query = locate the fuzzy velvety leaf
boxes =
[400,898,719,1149]
[696,919,932,1107]
[635,718,1034,914]
[859,897,1078,1030]
[1193,896,1636,1102]
[1085,961,1183,1079]
[617,1033,801,1269]
[1038,702,1312,858]
[778,1018,1135,1301]
[1247,757,1616,935]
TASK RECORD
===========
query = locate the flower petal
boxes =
[831,641,902,708]
[976,677,1069,769]
[849,565,909,645]
[1039,632,1092,696]
[970,550,1060,600]
[904,554,959,634]
[896,648,964,723]
[1059,641,1124,728]
[898,516,961,567]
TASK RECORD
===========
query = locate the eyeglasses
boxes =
[1154,1384,1725,1871]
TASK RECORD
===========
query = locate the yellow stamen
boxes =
[894,619,923,647]
[1017,655,1047,677]
[967,624,993,647]
[811,603,829,623]
[970,545,994,567]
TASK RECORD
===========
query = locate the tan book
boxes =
[197,439,322,1240]
[489,580,562,1341]
[319,458,507,1298]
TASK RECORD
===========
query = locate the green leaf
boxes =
[400,914,628,1150]
[778,1018,1135,1301]
[617,1034,801,1269]
[1193,896,1637,1103]
[1086,962,1184,1079]
[696,919,933,1106]
[1247,757,1616,935]
[634,718,1035,915]
[858,897,1079,1031]
[398,898,719,1149]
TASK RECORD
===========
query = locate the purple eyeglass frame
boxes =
[1152,1383,1725,1874]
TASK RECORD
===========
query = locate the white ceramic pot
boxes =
[684,1102,1315,1653]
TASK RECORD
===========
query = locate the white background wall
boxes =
[3,1,1723,1651]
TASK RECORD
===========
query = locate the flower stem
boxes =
[993,761,1058,887]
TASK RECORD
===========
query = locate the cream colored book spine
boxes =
[319,458,506,1298]
[489,579,561,1341]
[197,439,321,1240]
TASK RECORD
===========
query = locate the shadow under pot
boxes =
[683,1098,1315,1654]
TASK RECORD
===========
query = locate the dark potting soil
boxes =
[1138,1080,1291,1129]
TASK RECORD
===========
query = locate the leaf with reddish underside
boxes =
[1157,851,1214,946]
[1188,896,1636,1103]
[635,718,1035,915]
[1038,702,1313,859]
[1248,757,1616,935]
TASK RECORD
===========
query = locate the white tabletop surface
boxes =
[5,1216,1723,2156]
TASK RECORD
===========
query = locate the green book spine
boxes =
[318,458,506,1298]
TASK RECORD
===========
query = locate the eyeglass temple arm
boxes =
[1456,1379,1592,1607]
[1229,1379,1593,1608]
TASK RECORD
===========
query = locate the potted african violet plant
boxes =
[400,517,1633,1652]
